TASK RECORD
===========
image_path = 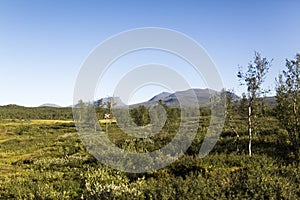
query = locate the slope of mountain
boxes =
[132,88,222,108]
[158,88,214,107]
[148,92,172,102]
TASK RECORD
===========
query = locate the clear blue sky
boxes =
[1,0,299,106]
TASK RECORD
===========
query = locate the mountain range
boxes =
[101,88,240,108]
[132,88,222,108]
[39,88,276,108]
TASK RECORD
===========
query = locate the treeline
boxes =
[0,104,73,120]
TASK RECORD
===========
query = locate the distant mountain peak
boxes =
[39,103,61,108]
[148,92,172,102]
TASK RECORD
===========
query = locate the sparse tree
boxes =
[74,99,86,123]
[96,99,103,108]
[237,52,272,156]
[276,54,300,155]
[106,98,112,114]
[239,93,248,117]
[106,97,116,125]
[130,105,150,126]
[223,89,240,153]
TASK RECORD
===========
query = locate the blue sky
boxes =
[0,0,299,106]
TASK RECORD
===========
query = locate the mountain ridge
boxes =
[39,103,62,108]
[15,88,276,108]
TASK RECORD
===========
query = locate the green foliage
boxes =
[239,93,248,117]
[130,105,150,126]
[1,115,299,199]
[237,52,271,99]
[0,105,73,120]
[276,54,300,154]
[83,167,145,199]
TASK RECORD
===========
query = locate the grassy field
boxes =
[0,117,299,199]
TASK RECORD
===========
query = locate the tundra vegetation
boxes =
[0,53,299,199]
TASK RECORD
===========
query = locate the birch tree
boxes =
[237,52,271,156]
[276,54,300,155]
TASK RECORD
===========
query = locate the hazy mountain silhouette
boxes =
[131,88,230,108]
[79,88,275,109]
[39,103,61,108]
